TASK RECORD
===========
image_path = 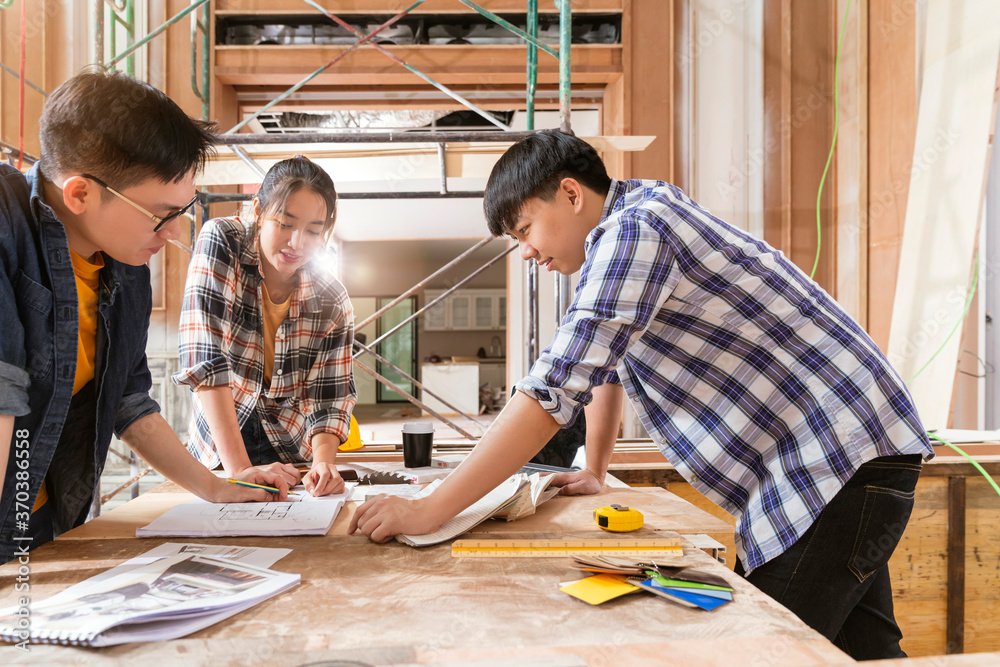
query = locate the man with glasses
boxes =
[0,68,301,562]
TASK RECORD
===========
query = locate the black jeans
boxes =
[736,453,923,661]
[239,411,284,467]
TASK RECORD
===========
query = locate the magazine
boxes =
[0,552,299,647]
[397,472,560,547]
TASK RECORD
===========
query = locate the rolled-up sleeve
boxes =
[172,220,238,390]
[0,361,29,417]
[0,215,29,416]
[303,301,357,445]
[515,211,679,426]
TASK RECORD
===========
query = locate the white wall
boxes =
[689,0,764,237]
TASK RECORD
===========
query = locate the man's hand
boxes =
[252,462,301,489]
[549,469,604,496]
[302,462,344,497]
[348,495,443,543]
[211,465,297,502]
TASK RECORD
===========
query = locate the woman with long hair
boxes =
[174,157,355,496]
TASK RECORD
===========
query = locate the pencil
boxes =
[227,478,300,496]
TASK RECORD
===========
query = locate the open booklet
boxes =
[0,545,298,647]
[397,472,561,547]
[135,483,354,538]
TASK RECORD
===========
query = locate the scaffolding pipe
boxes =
[106,0,210,67]
[301,0,511,131]
[230,144,268,179]
[353,340,484,431]
[555,274,572,329]
[0,61,48,96]
[228,1,427,134]
[198,191,485,203]
[124,0,135,76]
[105,0,135,75]
[437,143,448,194]
[353,362,479,440]
[526,0,538,130]
[219,130,534,144]
[458,0,559,59]
[0,140,37,165]
[92,0,104,64]
[129,450,140,499]
[102,466,154,505]
[559,0,573,133]
[357,237,494,330]
[360,246,517,353]
[191,1,210,119]
[528,262,539,366]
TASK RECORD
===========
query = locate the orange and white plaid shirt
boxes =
[173,217,356,468]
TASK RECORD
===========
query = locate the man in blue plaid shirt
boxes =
[352,130,933,659]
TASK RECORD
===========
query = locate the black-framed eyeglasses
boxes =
[81,174,199,232]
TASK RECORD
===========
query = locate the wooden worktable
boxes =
[0,483,851,666]
[606,442,1000,658]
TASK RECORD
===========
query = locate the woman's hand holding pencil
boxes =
[212,466,299,502]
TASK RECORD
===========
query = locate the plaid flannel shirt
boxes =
[173,217,356,468]
[515,179,933,573]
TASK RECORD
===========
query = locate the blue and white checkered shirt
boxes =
[516,179,933,572]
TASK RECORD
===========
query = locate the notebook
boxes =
[136,496,345,538]
[0,552,298,647]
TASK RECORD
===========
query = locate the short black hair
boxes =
[484,130,611,237]
[39,66,215,189]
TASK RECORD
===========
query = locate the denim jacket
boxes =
[0,163,159,562]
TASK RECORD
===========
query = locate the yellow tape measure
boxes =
[594,504,644,532]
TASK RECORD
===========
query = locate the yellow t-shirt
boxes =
[35,248,104,512]
[261,282,292,389]
[71,248,104,395]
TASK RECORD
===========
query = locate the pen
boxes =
[227,478,300,496]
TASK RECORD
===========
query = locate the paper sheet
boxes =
[560,574,640,605]
[137,498,344,537]
[348,484,425,502]
[396,475,525,547]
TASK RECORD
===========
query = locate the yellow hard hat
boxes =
[339,415,364,451]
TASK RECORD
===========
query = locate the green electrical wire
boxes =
[905,257,999,499]
[907,255,979,386]
[811,0,851,280]
[928,433,1000,497]
[811,1,997,499]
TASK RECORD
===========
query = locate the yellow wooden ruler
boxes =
[451,537,684,558]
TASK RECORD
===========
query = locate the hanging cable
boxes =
[811,1,997,498]
[907,256,979,386]
[928,433,1000,497]
[811,0,851,279]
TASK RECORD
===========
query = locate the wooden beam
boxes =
[947,475,966,654]
[762,0,792,255]
[834,0,868,325]
[788,1,836,290]
[214,0,624,13]
[885,0,1000,429]
[671,0,691,192]
[627,0,673,181]
[214,44,623,86]
[865,0,917,352]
